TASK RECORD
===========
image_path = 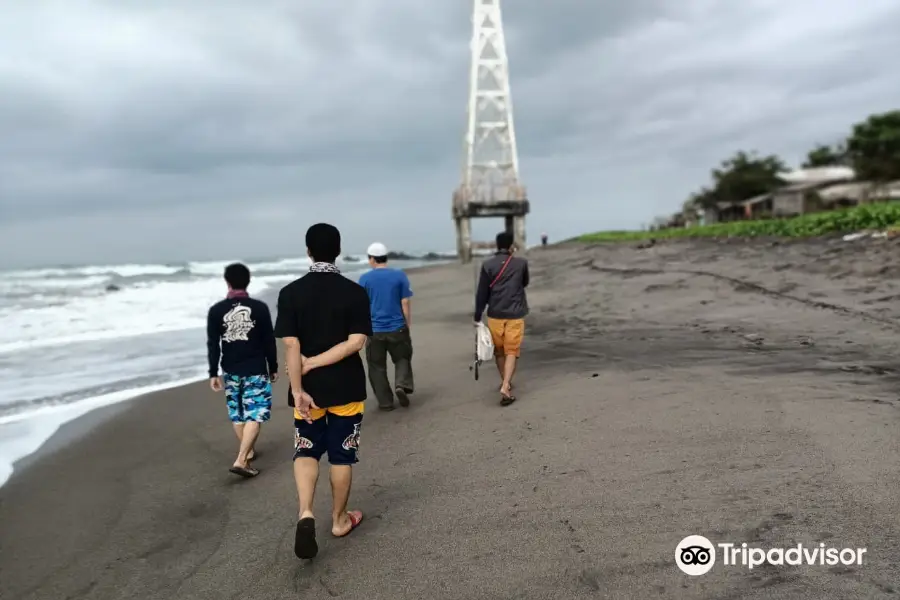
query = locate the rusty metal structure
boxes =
[452,0,528,263]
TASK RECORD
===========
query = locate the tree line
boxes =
[681,109,900,212]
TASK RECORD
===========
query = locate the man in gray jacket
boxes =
[473,231,529,406]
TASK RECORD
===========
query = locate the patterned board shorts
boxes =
[294,410,363,465]
[224,374,272,423]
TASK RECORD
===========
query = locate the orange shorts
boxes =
[487,318,525,357]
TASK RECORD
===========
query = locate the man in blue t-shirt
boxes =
[357,242,415,410]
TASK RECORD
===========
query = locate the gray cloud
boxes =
[2,0,899,267]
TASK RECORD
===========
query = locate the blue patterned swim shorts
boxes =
[223,374,272,423]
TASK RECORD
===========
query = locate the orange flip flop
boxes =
[335,510,363,538]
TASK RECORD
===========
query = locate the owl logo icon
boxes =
[675,535,716,575]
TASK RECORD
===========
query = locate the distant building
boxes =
[692,169,900,227]
[709,201,746,223]
[770,181,827,217]
[767,168,856,217]
[742,193,774,219]
[817,180,900,205]
[776,166,855,184]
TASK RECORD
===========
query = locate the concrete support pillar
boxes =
[513,216,526,250]
[455,217,472,263]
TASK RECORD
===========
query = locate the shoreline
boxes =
[2,375,208,487]
[2,259,456,488]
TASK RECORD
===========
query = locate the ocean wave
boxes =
[0,261,374,356]
[242,257,311,273]
[5,256,307,282]
[185,260,242,276]
[3,252,445,283]
[0,276,114,299]
[3,275,111,289]
[8,263,184,279]
[0,277,274,355]
[0,323,205,354]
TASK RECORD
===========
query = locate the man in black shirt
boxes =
[207,263,278,478]
[274,223,372,560]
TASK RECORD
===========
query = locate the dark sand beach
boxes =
[2,237,900,599]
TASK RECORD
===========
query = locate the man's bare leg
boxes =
[500,355,517,396]
[495,355,506,387]
[294,457,319,520]
[330,465,354,535]
[234,421,260,469]
[232,423,257,461]
[232,423,244,443]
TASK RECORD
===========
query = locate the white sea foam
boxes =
[0,275,112,292]
[250,257,311,272]
[185,260,242,276]
[0,277,274,354]
[8,263,184,279]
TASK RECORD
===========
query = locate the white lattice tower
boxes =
[453,0,528,263]
[462,0,522,204]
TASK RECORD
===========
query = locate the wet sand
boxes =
[2,236,900,599]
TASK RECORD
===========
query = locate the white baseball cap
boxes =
[367,242,388,257]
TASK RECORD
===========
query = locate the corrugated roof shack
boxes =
[771,180,851,217]
[817,181,900,206]
[769,167,856,217]
[742,193,774,219]
[772,179,900,217]
[713,201,747,223]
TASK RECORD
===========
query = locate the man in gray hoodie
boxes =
[473,231,529,406]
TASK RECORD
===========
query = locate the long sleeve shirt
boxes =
[206,295,277,378]
[474,251,530,321]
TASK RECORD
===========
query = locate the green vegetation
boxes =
[586,108,900,241]
[803,143,848,168]
[846,111,900,181]
[578,201,900,242]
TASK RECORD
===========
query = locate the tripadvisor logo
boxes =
[675,535,867,575]
[676,535,715,576]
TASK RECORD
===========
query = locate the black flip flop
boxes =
[500,394,516,406]
[247,451,259,462]
[294,517,318,559]
[229,465,259,478]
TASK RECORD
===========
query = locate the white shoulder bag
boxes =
[475,322,495,362]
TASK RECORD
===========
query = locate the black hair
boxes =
[496,231,514,251]
[370,255,388,264]
[224,262,251,290]
[306,223,341,263]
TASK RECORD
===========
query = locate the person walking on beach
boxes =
[207,262,278,478]
[474,231,529,406]
[275,223,371,560]
[358,242,415,411]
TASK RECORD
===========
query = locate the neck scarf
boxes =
[309,262,340,274]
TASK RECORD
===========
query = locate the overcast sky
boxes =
[2,0,899,268]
